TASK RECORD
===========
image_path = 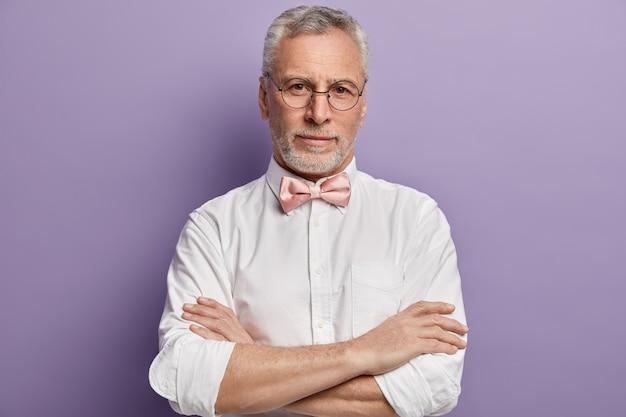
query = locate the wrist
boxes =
[342,337,371,376]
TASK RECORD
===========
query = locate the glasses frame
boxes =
[263,72,366,111]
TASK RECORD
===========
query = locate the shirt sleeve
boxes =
[374,200,467,417]
[149,211,236,417]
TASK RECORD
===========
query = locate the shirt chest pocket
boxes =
[351,264,404,338]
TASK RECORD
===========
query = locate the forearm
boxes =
[283,376,398,417]
[215,342,363,415]
[188,299,467,415]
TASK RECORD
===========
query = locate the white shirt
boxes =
[149,157,467,417]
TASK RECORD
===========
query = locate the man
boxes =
[149,6,468,417]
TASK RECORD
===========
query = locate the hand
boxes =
[182,297,254,344]
[350,301,468,376]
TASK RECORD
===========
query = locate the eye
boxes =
[283,79,311,95]
[331,83,358,97]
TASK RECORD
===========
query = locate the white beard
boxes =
[273,128,355,177]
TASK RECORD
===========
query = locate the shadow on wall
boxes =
[182,84,272,204]
[128,90,270,415]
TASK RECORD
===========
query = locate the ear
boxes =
[258,76,269,120]
[357,86,368,128]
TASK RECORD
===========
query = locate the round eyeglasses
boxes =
[264,73,366,111]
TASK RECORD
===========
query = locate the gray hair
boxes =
[262,5,369,80]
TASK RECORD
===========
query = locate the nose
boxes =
[305,92,332,125]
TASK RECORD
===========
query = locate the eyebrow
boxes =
[282,75,360,86]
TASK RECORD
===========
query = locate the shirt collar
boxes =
[266,157,357,215]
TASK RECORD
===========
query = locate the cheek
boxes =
[268,112,291,143]
[269,107,299,133]
[344,114,364,138]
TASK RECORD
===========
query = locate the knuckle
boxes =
[198,297,214,306]
[214,318,229,332]
[432,327,446,339]
[408,301,428,315]
[216,310,230,320]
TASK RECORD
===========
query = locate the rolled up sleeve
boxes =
[375,350,465,417]
[149,210,237,416]
[149,334,235,416]
[376,201,467,416]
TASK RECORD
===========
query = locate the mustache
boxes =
[291,128,339,139]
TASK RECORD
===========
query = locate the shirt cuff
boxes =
[149,334,236,417]
[374,353,462,417]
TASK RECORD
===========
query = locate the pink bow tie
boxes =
[279,173,351,213]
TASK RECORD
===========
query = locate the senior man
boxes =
[150,5,468,417]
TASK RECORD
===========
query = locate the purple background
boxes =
[1,1,625,416]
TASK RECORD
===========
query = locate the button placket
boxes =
[308,199,333,344]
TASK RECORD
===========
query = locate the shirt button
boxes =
[317,321,325,329]
[313,219,320,227]
[315,266,323,275]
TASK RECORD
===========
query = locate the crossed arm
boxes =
[182,297,468,416]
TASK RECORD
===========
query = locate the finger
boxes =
[181,311,207,326]
[414,326,467,353]
[186,298,239,323]
[406,301,456,317]
[420,339,463,355]
[183,304,220,320]
[197,297,236,317]
[196,297,225,307]
[182,307,254,344]
[183,301,234,323]
[425,314,469,335]
[432,327,467,349]
[182,310,231,332]
[189,324,228,341]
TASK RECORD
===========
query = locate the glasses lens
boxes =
[328,81,360,111]
[281,79,313,108]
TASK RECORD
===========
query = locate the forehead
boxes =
[274,28,364,84]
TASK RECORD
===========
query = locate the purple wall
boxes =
[1,1,624,416]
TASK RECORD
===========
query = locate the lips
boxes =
[297,135,334,147]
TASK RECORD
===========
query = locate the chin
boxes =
[289,160,342,179]
[278,143,349,178]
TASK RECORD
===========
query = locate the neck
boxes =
[273,156,353,182]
